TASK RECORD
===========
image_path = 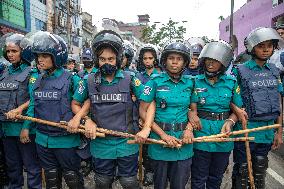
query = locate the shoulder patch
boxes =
[235,85,240,94]
[78,80,85,94]
[29,77,36,84]
[134,78,141,86]
[143,86,152,95]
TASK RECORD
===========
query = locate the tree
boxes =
[201,36,214,44]
[218,15,225,21]
[140,18,187,48]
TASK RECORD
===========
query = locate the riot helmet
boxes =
[31,31,68,68]
[92,30,124,69]
[19,32,36,64]
[160,42,191,68]
[137,43,159,72]
[122,41,135,67]
[190,43,203,56]
[82,48,94,68]
[2,33,24,64]
[199,40,233,78]
[244,27,282,54]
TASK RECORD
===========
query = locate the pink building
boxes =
[219,0,284,55]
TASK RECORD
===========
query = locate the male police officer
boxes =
[78,48,97,78]
[232,27,283,189]
[70,30,144,189]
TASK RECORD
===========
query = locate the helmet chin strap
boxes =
[166,66,186,81]
[205,70,222,78]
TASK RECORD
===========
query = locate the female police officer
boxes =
[136,42,194,189]
[70,30,144,189]
[0,33,41,189]
[232,27,283,189]
[24,31,84,189]
[189,41,242,189]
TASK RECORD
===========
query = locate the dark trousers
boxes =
[153,158,192,189]
[2,136,42,189]
[191,149,230,189]
[142,145,154,173]
[93,153,138,177]
[232,142,271,177]
[36,144,81,172]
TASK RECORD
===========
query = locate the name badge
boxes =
[0,82,18,90]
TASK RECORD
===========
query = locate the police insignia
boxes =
[78,81,85,94]
[134,78,141,86]
[236,86,240,94]
[29,77,36,84]
[143,86,152,95]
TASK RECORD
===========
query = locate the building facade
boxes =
[219,0,284,55]
[82,12,97,48]
[0,0,31,35]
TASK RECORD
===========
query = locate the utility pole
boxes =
[229,0,234,44]
[67,0,71,53]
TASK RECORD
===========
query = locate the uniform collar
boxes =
[8,62,28,74]
[142,68,159,76]
[163,72,187,83]
[44,68,64,78]
[199,73,227,83]
[247,59,271,70]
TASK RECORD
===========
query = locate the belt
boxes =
[197,111,230,121]
[156,122,187,131]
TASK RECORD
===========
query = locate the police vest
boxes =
[33,70,73,136]
[238,64,280,121]
[136,72,150,85]
[0,66,31,121]
[88,71,136,133]
[78,70,85,79]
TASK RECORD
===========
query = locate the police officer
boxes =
[136,44,161,84]
[231,27,283,189]
[183,43,203,76]
[135,43,161,186]
[25,31,84,188]
[121,41,136,72]
[269,24,284,74]
[136,42,194,189]
[78,48,97,79]
[0,33,42,188]
[189,41,242,189]
[66,55,79,73]
[70,30,144,189]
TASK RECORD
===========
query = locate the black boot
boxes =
[253,156,268,189]
[63,170,84,189]
[45,169,62,189]
[143,171,154,186]
[232,163,249,189]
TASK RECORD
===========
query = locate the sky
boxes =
[81,0,247,40]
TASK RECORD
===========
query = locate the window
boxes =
[38,0,46,5]
[273,0,283,8]
[35,18,46,31]
[225,25,229,32]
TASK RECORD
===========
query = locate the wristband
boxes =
[226,118,236,126]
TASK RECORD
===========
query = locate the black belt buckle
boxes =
[211,112,224,120]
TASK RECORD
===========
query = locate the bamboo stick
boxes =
[194,124,280,140]
[15,115,105,137]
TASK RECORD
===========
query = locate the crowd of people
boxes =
[0,24,283,189]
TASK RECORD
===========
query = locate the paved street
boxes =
[23,145,284,189]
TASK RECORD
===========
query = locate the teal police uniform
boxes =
[73,69,144,159]
[232,59,283,188]
[191,74,243,152]
[232,60,283,143]
[0,63,42,188]
[140,72,194,161]
[24,68,81,148]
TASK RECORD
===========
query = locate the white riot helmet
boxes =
[244,27,283,53]
[199,40,233,68]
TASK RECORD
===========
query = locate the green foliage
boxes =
[140,18,187,48]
